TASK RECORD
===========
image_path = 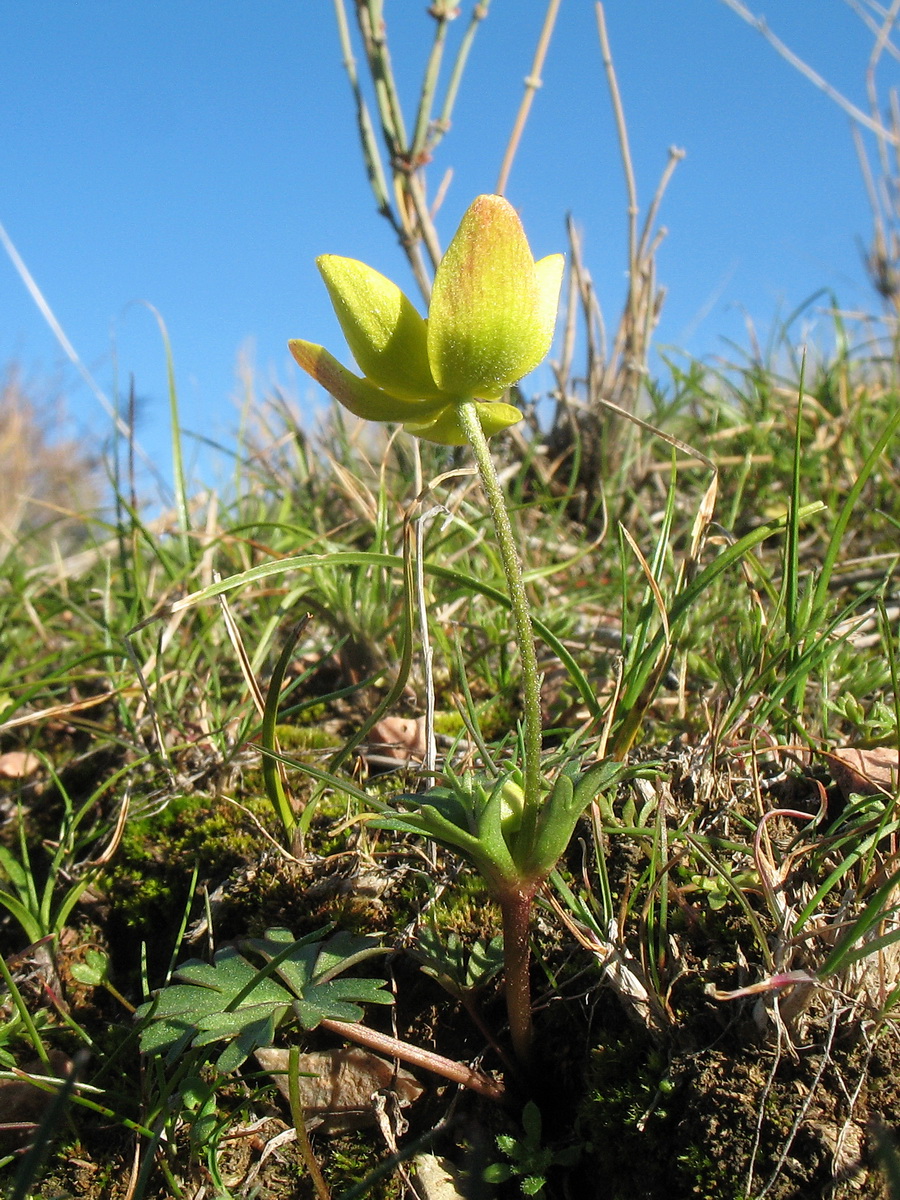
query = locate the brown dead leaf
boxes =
[0,1050,73,1145]
[810,1118,867,1190]
[255,1046,423,1133]
[367,716,426,764]
[0,750,41,779]
[822,746,900,800]
[4,937,64,1010]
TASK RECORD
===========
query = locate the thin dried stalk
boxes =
[719,0,900,321]
[859,1,900,315]
[333,0,494,301]
[546,6,683,505]
[495,0,562,195]
[843,0,900,58]
[717,0,900,143]
[333,0,393,222]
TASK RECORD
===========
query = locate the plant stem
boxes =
[495,0,562,195]
[499,885,537,1064]
[457,399,543,852]
[319,1017,505,1100]
[457,399,543,1068]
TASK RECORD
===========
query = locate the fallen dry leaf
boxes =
[367,716,426,764]
[255,1046,423,1133]
[822,746,900,800]
[0,1050,74,1145]
[0,750,41,779]
[810,1117,867,1190]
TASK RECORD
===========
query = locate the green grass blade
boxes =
[261,616,311,837]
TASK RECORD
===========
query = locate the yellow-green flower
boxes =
[289,194,563,445]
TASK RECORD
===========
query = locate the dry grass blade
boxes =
[0,370,103,561]
[0,688,137,735]
[0,221,163,492]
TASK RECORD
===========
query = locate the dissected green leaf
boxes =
[522,1175,547,1196]
[413,926,504,999]
[244,926,386,984]
[136,946,294,1069]
[137,928,393,1072]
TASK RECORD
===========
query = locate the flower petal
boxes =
[289,340,446,423]
[531,254,565,364]
[404,400,524,446]
[427,195,560,400]
[317,256,442,401]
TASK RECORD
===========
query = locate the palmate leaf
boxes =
[137,927,393,1073]
[242,927,393,1029]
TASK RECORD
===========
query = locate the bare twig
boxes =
[722,0,900,315]
[545,8,683,503]
[435,2,491,141]
[334,1,494,302]
[411,3,453,163]
[717,0,900,143]
[844,0,900,59]
[495,0,562,195]
[333,0,393,222]
[596,4,638,278]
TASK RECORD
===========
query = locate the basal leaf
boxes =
[137,928,393,1072]
[292,977,394,1030]
[216,1013,283,1074]
[242,927,389,996]
[307,931,387,983]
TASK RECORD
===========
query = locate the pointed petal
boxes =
[427,195,560,400]
[404,399,523,446]
[531,254,565,363]
[288,340,445,423]
[317,256,442,401]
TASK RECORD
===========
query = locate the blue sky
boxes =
[1,2,891,495]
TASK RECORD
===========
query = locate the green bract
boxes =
[289,194,563,445]
[371,760,644,896]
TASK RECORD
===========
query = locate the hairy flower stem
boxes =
[458,397,543,1066]
[457,399,543,845]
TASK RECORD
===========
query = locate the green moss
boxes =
[675,1144,745,1199]
[435,875,499,936]
[393,870,499,942]
[319,1131,403,1199]
[579,1036,680,1199]
[433,694,517,741]
[100,792,274,931]
[275,721,338,750]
